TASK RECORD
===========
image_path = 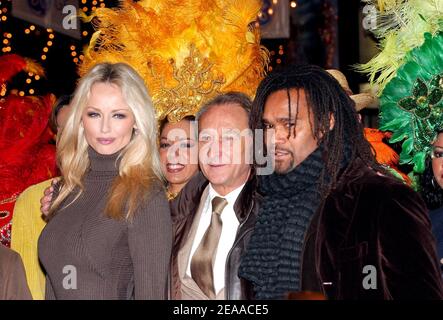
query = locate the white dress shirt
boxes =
[186,183,245,296]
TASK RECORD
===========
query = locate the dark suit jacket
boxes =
[169,171,261,299]
[0,244,32,300]
[307,158,443,299]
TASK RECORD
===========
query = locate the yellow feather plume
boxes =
[79,0,269,122]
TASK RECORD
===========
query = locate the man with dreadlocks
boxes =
[238,64,443,300]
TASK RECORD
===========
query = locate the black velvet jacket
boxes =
[304,158,443,299]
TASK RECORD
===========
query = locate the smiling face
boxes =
[82,82,136,155]
[159,118,199,193]
[263,89,320,174]
[432,132,443,189]
[198,103,252,196]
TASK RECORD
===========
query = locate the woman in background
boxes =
[38,62,172,299]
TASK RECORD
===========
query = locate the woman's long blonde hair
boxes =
[49,62,164,220]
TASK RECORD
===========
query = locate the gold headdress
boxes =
[79,0,269,123]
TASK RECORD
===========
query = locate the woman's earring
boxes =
[432,176,438,189]
[133,128,138,136]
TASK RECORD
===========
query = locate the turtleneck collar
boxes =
[87,146,121,175]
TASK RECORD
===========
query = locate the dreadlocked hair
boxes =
[250,64,383,194]
[419,157,443,210]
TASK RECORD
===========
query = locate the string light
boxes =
[40,29,55,63]
[290,1,297,8]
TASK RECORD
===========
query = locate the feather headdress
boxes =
[79,0,269,123]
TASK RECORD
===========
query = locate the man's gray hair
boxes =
[196,91,252,122]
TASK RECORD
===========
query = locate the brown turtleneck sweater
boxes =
[38,148,172,300]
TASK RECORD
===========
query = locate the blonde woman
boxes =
[38,63,172,300]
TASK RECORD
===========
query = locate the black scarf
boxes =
[238,147,325,299]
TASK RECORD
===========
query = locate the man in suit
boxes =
[0,244,32,300]
[169,92,261,300]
